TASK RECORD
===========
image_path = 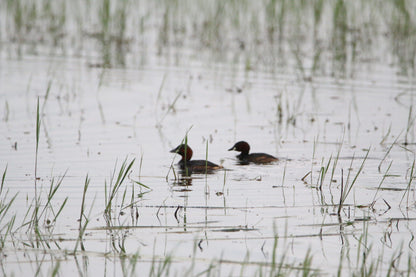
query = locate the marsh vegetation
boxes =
[1,0,416,276]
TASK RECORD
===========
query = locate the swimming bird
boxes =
[228,141,278,164]
[170,144,223,174]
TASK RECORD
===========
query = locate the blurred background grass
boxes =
[1,0,415,77]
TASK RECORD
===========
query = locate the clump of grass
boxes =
[0,166,18,250]
[102,158,149,254]
[104,157,135,220]
[302,137,342,194]
[12,97,69,249]
[337,149,369,216]
[74,174,94,252]
[34,174,67,247]
[43,173,68,227]
[222,167,227,194]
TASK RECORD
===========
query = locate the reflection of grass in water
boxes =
[389,0,416,74]
[303,138,370,215]
[0,165,415,275]
[331,0,348,77]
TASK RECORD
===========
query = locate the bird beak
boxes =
[170,146,179,153]
[228,146,235,151]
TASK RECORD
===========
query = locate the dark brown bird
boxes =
[170,144,223,174]
[228,141,278,164]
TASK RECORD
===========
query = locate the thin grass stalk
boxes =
[380,124,391,145]
[330,144,342,189]
[1,215,16,249]
[372,160,393,204]
[205,140,209,193]
[338,150,369,215]
[37,172,67,223]
[158,91,182,125]
[238,252,250,277]
[337,169,344,216]
[318,155,332,190]
[344,153,355,193]
[138,154,143,180]
[337,247,345,277]
[105,158,135,215]
[205,140,208,174]
[378,131,402,172]
[104,179,108,212]
[0,165,6,195]
[400,159,415,207]
[34,98,40,224]
[130,175,135,210]
[222,168,227,194]
[75,176,94,252]
[120,187,128,214]
[17,197,35,232]
[184,135,189,174]
[301,248,313,276]
[281,159,287,204]
[79,174,90,231]
[41,79,52,115]
[270,234,278,277]
[404,106,416,145]
[311,136,317,185]
[156,73,167,104]
[53,197,68,224]
[0,167,18,249]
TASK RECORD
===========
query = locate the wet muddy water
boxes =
[1,1,416,276]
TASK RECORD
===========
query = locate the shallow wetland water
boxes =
[1,0,416,276]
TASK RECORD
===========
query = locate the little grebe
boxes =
[170,144,223,174]
[228,141,278,164]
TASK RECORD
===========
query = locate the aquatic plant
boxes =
[104,157,135,218]
[337,150,369,216]
[74,174,92,252]
[0,167,17,250]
